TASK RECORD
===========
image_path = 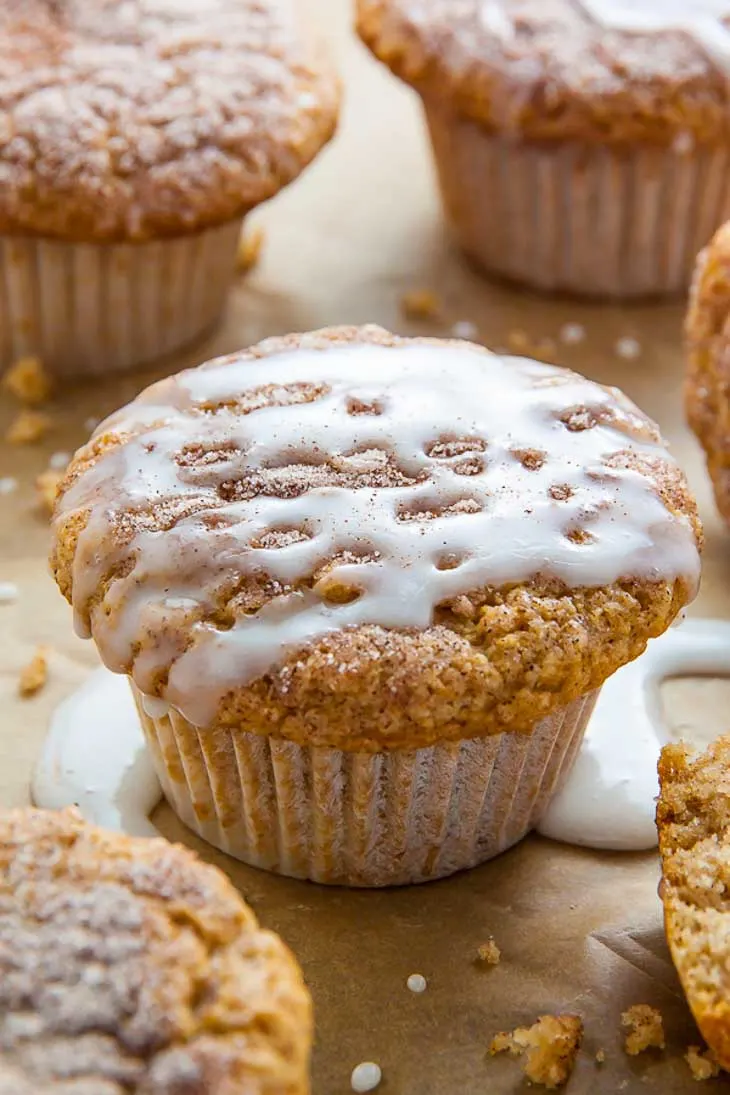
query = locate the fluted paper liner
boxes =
[426,106,730,299]
[0,220,242,378]
[132,685,598,887]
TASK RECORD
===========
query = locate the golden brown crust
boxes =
[0,807,312,1093]
[356,0,730,145]
[50,325,701,752]
[657,737,730,1073]
[0,1,339,242]
[686,221,730,523]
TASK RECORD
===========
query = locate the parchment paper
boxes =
[2,2,730,1091]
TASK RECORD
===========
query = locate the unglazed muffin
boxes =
[686,220,730,522]
[657,736,730,1071]
[357,0,730,299]
[49,326,702,887]
[0,0,338,378]
[0,807,312,1093]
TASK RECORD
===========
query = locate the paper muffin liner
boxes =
[0,219,242,379]
[425,106,730,299]
[132,684,598,887]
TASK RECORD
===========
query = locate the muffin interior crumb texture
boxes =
[0,807,312,1094]
[621,1004,665,1056]
[489,1014,583,1089]
[0,0,339,242]
[658,735,730,1072]
[50,326,700,751]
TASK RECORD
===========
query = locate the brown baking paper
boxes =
[2,3,730,1091]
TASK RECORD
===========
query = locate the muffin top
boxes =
[0,0,339,242]
[0,807,312,1094]
[51,326,701,751]
[357,0,730,144]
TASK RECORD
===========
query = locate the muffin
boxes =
[686,221,730,522]
[657,736,730,1071]
[0,807,312,1093]
[357,0,730,299]
[0,1,338,379]
[49,325,702,887]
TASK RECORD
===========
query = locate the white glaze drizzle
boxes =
[57,340,700,728]
[31,668,160,838]
[578,0,730,64]
[538,619,730,851]
[32,620,730,853]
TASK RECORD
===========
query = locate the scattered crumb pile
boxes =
[400,288,441,320]
[621,1005,665,1056]
[657,736,730,1074]
[490,1014,583,1090]
[237,225,265,273]
[18,646,48,698]
[477,939,501,966]
[686,1045,721,1081]
[5,409,51,446]
[2,356,52,406]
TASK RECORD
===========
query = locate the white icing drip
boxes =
[578,0,730,65]
[538,619,730,851]
[58,341,700,728]
[31,668,160,837]
[32,620,730,853]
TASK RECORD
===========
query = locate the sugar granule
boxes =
[0,478,18,495]
[351,1062,382,1093]
[407,973,427,993]
[0,582,18,605]
[560,323,585,345]
[615,337,641,360]
[451,320,478,341]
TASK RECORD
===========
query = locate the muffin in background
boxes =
[357,0,730,299]
[0,807,312,1094]
[0,0,338,379]
[50,326,702,887]
[686,221,730,522]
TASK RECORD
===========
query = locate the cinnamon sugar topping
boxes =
[53,328,700,729]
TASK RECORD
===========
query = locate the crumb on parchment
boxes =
[477,939,501,965]
[621,1004,665,1056]
[595,1049,606,1064]
[18,646,49,698]
[6,410,52,445]
[490,1014,583,1089]
[400,288,441,320]
[2,356,52,405]
[686,1045,721,1081]
[236,225,265,273]
[36,468,64,516]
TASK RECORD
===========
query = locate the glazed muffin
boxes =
[0,807,312,1093]
[0,0,338,379]
[658,736,730,1071]
[49,326,701,887]
[357,0,730,299]
[686,220,730,522]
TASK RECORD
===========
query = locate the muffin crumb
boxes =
[621,1005,665,1055]
[595,1049,606,1064]
[477,938,501,965]
[6,410,52,445]
[507,329,531,353]
[351,1061,382,1092]
[18,646,48,698]
[489,1014,583,1089]
[400,288,441,320]
[36,469,64,516]
[2,356,51,405]
[686,1045,721,1081]
[237,225,265,273]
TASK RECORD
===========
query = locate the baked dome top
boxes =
[357,0,730,145]
[0,808,311,1094]
[0,0,339,242]
[51,326,701,750]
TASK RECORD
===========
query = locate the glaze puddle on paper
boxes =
[32,619,730,854]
